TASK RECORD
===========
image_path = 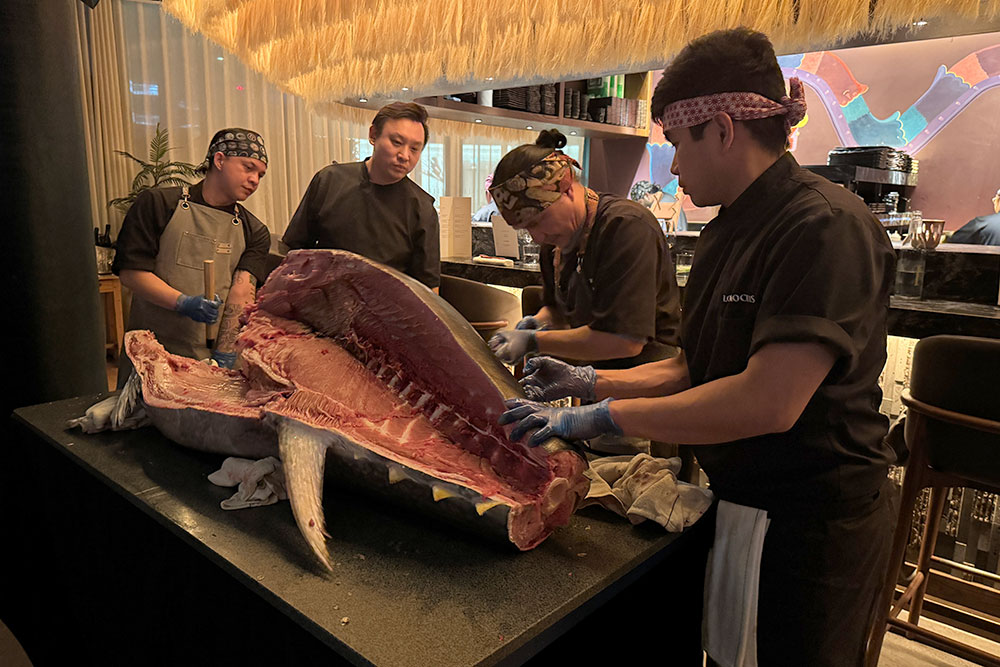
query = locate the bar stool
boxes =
[98,274,124,361]
[866,335,1000,666]
[439,275,521,342]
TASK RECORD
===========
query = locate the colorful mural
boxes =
[638,34,1000,227]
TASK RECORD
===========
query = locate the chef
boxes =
[487,129,681,372]
[501,28,896,666]
[113,128,271,384]
[282,102,440,291]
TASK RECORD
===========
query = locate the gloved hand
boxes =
[175,293,222,323]
[489,329,538,364]
[210,350,238,369]
[520,356,596,402]
[499,398,622,447]
[515,315,548,331]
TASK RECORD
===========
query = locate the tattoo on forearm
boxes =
[216,303,242,352]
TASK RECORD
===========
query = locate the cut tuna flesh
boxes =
[117,250,589,567]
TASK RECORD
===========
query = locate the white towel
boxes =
[208,456,288,510]
[703,500,770,667]
[580,454,713,532]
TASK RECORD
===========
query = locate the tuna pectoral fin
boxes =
[276,419,333,571]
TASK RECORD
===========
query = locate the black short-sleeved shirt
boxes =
[282,160,441,288]
[683,153,896,511]
[112,181,271,285]
[539,193,681,369]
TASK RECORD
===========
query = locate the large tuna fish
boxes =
[76,250,589,569]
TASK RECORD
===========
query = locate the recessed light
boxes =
[359,97,368,103]
[570,131,578,135]
[402,87,410,91]
[216,56,224,61]
[913,19,928,26]
[526,125,533,130]
[475,118,483,123]
[486,77,494,81]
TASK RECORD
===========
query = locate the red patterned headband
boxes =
[658,78,807,133]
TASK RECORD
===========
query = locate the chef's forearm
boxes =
[119,269,182,311]
[535,325,644,360]
[214,271,256,353]
[594,352,691,400]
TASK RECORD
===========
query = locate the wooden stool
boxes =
[98,274,124,361]
[866,335,1000,666]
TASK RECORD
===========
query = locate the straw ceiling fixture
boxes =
[163,0,1000,107]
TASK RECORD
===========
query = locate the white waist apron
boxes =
[703,500,771,667]
[126,188,245,361]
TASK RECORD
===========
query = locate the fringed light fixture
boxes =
[162,0,1000,107]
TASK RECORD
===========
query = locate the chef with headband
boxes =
[487,129,682,455]
[500,29,896,665]
[113,127,271,384]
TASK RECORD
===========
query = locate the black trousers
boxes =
[754,483,896,666]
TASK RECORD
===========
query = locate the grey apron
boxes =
[118,187,246,386]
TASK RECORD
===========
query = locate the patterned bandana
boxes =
[659,78,807,133]
[202,128,268,170]
[488,152,581,227]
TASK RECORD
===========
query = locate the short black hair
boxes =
[651,28,789,153]
[492,129,567,186]
[372,102,429,145]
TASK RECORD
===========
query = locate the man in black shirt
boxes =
[282,102,440,290]
[501,29,896,665]
[113,128,270,384]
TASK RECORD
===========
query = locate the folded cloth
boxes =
[580,453,713,532]
[208,456,287,510]
[703,500,770,667]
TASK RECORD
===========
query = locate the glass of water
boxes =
[675,251,693,287]
[521,243,540,268]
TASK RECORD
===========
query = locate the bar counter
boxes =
[4,395,710,666]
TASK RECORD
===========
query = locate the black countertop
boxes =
[9,395,699,667]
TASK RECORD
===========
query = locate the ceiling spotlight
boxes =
[526,125,533,130]
[570,131,578,135]
[913,19,928,26]
[402,86,410,91]
[216,56,224,61]
[359,97,368,103]
[486,77,494,81]
[474,118,483,123]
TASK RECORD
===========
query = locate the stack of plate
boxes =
[526,86,541,113]
[541,84,557,116]
[494,87,527,110]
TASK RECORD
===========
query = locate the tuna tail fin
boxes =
[276,419,333,571]
[111,370,148,430]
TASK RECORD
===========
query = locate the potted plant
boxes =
[107,123,199,213]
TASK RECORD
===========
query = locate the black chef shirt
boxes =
[282,160,441,288]
[539,193,681,369]
[683,153,896,512]
[112,181,270,285]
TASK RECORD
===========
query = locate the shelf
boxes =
[414,96,649,140]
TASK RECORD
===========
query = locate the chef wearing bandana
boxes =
[113,128,270,384]
[500,29,896,666]
[487,130,681,374]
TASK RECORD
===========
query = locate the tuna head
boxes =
[123,250,589,570]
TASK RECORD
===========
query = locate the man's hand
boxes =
[210,350,237,369]
[499,398,621,446]
[520,356,596,401]
[175,293,222,323]
[515,315,548,331]
[489,329,538,364]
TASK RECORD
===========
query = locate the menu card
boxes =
[439,197,472,259]
[491,213,520,259]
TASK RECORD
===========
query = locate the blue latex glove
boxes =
[499,398,622,446]
[515,315,549,331]
[488,329,537,364]
[520,356,596,402]
[210,350,237,369]
[175,293,222,323]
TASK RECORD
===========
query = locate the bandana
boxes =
[202,128,268,169]
[488,152,580,227]
[659,78,807,133]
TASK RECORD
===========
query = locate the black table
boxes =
[4,395,709,666]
